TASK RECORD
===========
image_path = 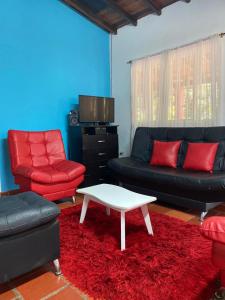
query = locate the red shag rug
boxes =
[59,203,218,300]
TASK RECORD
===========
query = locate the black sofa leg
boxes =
[200,211,208,223]
[53,259,62,276]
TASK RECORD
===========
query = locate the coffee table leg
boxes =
[106,207,110,216]
[79,196,90,224]
[141,205,153,235]
[121,211,126,251]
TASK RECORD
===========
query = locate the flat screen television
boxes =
[79,95,114,123]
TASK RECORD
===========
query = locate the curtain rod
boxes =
[127,32,225,64]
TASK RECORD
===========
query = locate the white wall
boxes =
[112,0,225,156]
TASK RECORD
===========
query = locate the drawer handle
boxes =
[98,178,104,181]
[97,140,106,143]
[98,152,106,156]
[98,165,107,168]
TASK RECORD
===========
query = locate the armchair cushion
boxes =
[15,160,85,184]
[201,216,225,244]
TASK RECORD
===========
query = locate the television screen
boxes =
[79,95,114,123]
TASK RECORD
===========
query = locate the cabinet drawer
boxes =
[83,149,118,164]
[86,164,109,176]
[82,135,118,150]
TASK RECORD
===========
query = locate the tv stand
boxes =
[98,122,109,126]
[68,124,118,187]
[78,122,111,127]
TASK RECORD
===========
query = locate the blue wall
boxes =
[0,0,110,192]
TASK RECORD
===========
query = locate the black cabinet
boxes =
[69,125,118,186]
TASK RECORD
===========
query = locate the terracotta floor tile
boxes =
[165,209,195,222]
[47,286,83,300]
[58,202,75,210]
[148,203,171,214]
[16,272,67,300]
[9,266,49,288]
[57,197,83,210]
[0,285,15,300]
[188,216,201,225]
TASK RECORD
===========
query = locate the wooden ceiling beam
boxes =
[61,0,117,34]
[144,0,161,16]
[105,0,137,26]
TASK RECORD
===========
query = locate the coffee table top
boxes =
[77,184,156,211]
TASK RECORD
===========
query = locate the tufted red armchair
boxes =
[8,129,86,201]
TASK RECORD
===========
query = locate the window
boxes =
[131,35,223,133]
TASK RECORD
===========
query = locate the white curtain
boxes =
[131,35,224,136]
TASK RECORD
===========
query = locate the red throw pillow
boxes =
[150,140,182,168]
[183,142,219,173]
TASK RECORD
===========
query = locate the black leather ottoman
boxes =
[0,191,61,283]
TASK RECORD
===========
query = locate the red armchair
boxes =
[8,129,85,201]
[201,217,225,288]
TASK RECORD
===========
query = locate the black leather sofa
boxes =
[0,192,60,283]
[108,127,225,220]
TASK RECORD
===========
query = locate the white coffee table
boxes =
[77,184,157,251]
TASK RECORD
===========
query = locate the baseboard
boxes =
[0,189,20,196]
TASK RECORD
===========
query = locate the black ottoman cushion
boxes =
[0,191,60,238]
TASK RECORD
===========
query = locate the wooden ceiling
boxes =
[61,0,191,34]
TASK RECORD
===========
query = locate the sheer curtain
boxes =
[131,35,224,136]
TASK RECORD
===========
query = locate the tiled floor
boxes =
[1,194,225,300]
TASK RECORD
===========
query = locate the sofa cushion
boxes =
[201,216,225,244]
[131,128,152,162]
[0,192,60,238]
[15,160,86,184]
[183,143,219,173]
[150,140,181,168]
[108,157,225,192]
